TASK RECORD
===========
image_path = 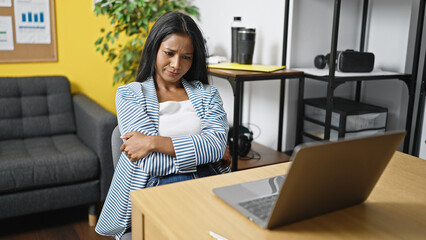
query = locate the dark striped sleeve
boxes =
[115,83,180,176]
[116,84,153,135]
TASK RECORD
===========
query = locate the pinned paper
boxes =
[13,0,51,44]
[0,16,14,50]
[0,0,12,7]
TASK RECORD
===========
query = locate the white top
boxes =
[158,100,201,137]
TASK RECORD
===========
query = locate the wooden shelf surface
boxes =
[236,142,291,170]
[208,67,303,79]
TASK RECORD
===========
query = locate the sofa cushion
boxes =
[0,76,75,140]
[0,134,99,194]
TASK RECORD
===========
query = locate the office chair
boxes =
[110,125,132,240]
[111,125,122,169]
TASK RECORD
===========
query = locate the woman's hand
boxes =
[219,145,232,168]
[120,131,153,162]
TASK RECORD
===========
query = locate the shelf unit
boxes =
[414,2,426,156]
[208,68,303,171]
[293,0,425,154]
[302,96,388,142]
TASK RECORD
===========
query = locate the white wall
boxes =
[362,0,413,133]
[193,0,286,150]
[195,0,419,152]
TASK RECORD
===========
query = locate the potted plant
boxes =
[94,0,200,85]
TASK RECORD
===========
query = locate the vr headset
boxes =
[314,49,375,73]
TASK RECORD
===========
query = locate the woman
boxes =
[96,11,230,239]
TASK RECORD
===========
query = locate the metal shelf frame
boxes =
[292,0,426,154]
[208,69,303,171]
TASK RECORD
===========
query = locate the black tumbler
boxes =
[237,28,256,64]
[231,17,243,63]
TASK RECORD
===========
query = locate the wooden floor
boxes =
[0,206,111,240]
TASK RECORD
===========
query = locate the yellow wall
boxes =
[0,0,121,114]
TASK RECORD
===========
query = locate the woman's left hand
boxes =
[120,131,152,162]
[219,145,232,168]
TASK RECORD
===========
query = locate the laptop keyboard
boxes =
[238,194,278,221]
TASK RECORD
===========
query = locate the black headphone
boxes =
[228,126,253,157]
[314,53,331,69]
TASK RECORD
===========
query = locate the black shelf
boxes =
[302,96,388,141]
[413,0,426,156]
[301,69,411,85]
[293,0,425,154]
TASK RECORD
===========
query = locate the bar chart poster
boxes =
[13,0,51,44]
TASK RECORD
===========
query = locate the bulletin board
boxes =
[0,0,57,63]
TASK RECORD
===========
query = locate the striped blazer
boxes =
[95,77,230,239]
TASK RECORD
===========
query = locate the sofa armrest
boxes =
[73,94,117,201]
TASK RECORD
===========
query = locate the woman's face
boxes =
[155,33,194,86]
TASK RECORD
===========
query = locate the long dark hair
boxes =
[136,11,209,84]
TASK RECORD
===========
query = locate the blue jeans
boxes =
[146,163,220,188]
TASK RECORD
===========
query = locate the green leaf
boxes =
[185,6,200,19]
[109,52,117,60]
[151,4,158,12]
[95,37,103,45]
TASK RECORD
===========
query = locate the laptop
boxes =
[213,131,406,229]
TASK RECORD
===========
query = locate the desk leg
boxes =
[295,75,305,145]
[278,78,286,152]
[232,79,242,171]
[239,82,244,125]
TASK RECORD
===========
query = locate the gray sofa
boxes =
[0,76,117,224]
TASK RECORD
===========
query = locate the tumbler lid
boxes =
[238,28,256,34]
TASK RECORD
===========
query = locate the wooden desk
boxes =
[131,151,426,239]
[208,68,303,170]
